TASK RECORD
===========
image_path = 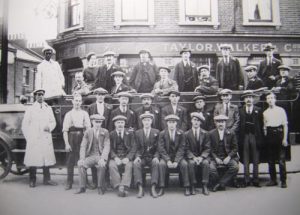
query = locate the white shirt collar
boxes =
[218,129,225,140]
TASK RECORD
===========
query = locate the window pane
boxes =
[71,5,80,25]
[248,0,272,21]
[122,0,148,21]
[185,0,211,22]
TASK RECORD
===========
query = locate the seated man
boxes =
[109,115,136,197]
[245,65,264,90]
[209,115,239,192]
[152,66,178,96]
[72,71,90,96]
[133,113,161,198]
[194,65,218,95]
[161,90,188,131]
[135,93,161,130]
[185,112,211,196]
[110,71,136,95]
[75,114,110,195]
[156,114,189,196]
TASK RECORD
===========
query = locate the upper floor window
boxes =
[22,67,31,86]
[114,0,155,27]
[178,0,219,28]
[69,0,81,27]
[242,0,281,27]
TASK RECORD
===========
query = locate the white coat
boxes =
[22,102,56,167]
[35,59,66,98]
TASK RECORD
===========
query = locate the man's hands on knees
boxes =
[152,157,159,164]
[134,157,141,164]
[98,158,106,167]
[114,157,122,165]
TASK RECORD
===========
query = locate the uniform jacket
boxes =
[109,129,136,161]
[152,78,179,96]
[174,61,197,92]
[257,57,281,89]
[185,128,211,159]
[109,107,137,130]
[135,106,161,130]
[216,57,244,90]
[161,104,188,131]
[194,76,219,95]
[209,129,239,161]
[134,128,160,159]
[246,77,265,90]
[79,127,110,161]
[156,129,185,163]
[214,103,240,134]
[94,63,121,92]
[22,102,56,166]
[87,102,112,129]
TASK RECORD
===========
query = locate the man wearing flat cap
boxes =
[161,90,188,131]
[152,66,178,96]
[156,114,189,196]
[257,43,281,89]
[72,71,90,96]
[239,90,263,187]
[133,112,161,198]
[110,71,136,95]
[75,114,110,195]
[83,52,98,89]
[109,92,137,131]
[174,47,197,92]
[129,49,159,93]
[194,65,219,95]
[35,45,66,99]
[135,93,161,130]
[94,51,121,92]
[245,65,265,90]
[209,115,239,192]
[22,89,57,187]
[185,112,211,196]
[109,115,136,197]
[216,44,244,90]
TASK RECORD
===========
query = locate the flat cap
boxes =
[103,51,116,57]
[140,93,154,99]
[278,65,292,71]
[33,88,45,95]
[93,87,108,95]
[112,115,127,122]
[218,89,233,95]
[158,66,171,73]
[117,91,132,98]
[180,47,191,55]
[42,45,55,54]
[139,49,151,55]
[240,90,257,99]
[111,71,125,77]
[214,114,229,121]
[168,90,181,96]
[219,44,232,50]
[190,112,205,122]
[197,65,210,72]
[90,114,105,121]
[164,114,180,121]
[244,65,257,72]
[193,95,206,101]
[263,43,275,51]
[140,112,154,120]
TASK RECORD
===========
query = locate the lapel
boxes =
[88,129,94,152]
[123,129,130,149]
[188,129,196,151]
[165,131,170,152]
[174,129,180,148]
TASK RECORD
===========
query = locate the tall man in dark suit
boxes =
[94,51,121,92]
[75,114,110,195]
[129,49,159,93]
[174,47,197,92]
[109,115,136,197]
[133,113,161,198]
[156,114,189,196]
[239,91,263,187]
[186,112,211,196]
[161,90,188,131]
[135,93,161,130]
[209,115,239,192]
[257,43,281,89]
[216,44,244,90]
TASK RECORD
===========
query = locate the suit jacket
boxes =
[214,103,240,134]
[157,129,185,163]
[257,57,281,89]
[194,76,219,95]
[109,107,137,131]
[209,129,239,161]
[275,77,296,100]
[185,128,211,159]
[161,104,188,131]
[152,78,179,96]
[80,127,110,161]
[246,77,265,90]
[135,106,161,130]
[134,128,160,159]
[110,83,133,95]
[174,61,197,92]
[109,129,136,161]
[216,57,244,90]
[87,102,112,130]
[94,63,121,92]
[188,108,215,131]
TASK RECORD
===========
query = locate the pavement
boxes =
[1,145,300,215]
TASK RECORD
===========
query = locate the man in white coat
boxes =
[22,89,57,187]
[35,45,66,99]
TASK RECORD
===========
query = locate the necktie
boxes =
[225,105,229,116]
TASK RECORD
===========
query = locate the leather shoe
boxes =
[86,183,97,190]
[75,188,86,194]
[202,185,209,196]
[65,183,72,190]
[184,187,191,196]
[252,182,261,188]
[266,181,278,186]
[43,180,58,186]
[29,181,36,188]
[157,188,164,196]
[98,187,105,195]
[150,185,158,198]
[212,183,225,192]
[281,182,287,188]
[190,186,196,195]
[137,185,144,198]
[118,186,126,197]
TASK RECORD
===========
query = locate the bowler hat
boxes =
[263,43,275,51]
[180,47,191,55]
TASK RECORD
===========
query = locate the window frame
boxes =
[22,67,31,86]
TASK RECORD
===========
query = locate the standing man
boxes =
[216,44,244,90]
[109,115,136,197]
[263,92,288,188]
[133,113,161,198]
[35,45,65,99]
[161,90,188,131]
[174,47,197,92]
[72,72,90,96]
[156,115,189,196]
[135,93,161,130]
[129,49,159,93]
[185,112,211,196]
[63,94,91,190]
[257,43,281,89]
[239,90,263,187]
[22,89,57,187]
[209,115,239,192]
[194,65,219,95]
[75,114,110,195]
